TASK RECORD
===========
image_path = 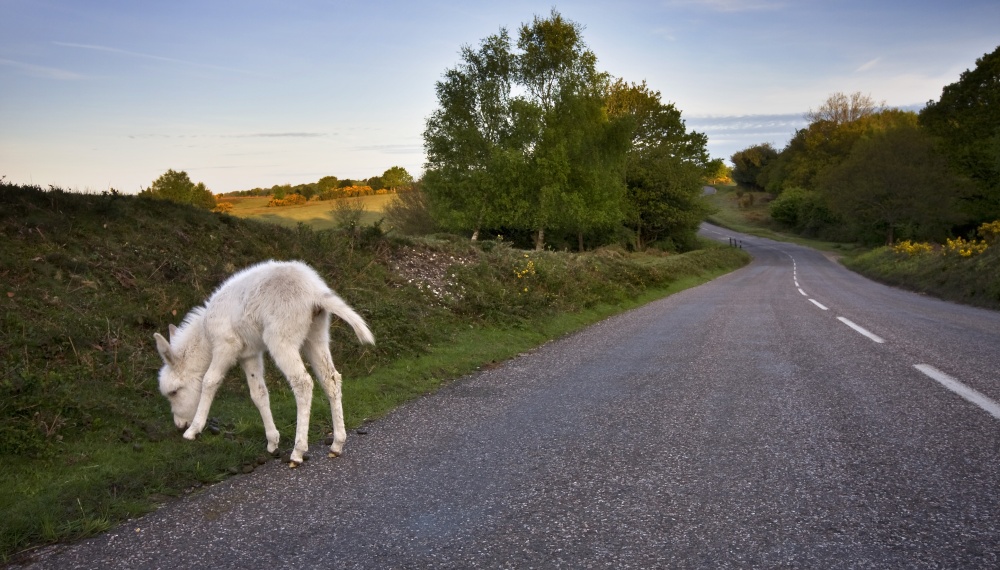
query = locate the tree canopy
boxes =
[422,10,713,251]
[819,121,967,244]
[920,44,1000,225]
[141,169,216,210]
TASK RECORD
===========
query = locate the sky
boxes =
[1,0,997,194]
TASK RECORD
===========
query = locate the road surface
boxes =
[20,223,1000,568]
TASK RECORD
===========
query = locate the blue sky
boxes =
[1,0,997,193]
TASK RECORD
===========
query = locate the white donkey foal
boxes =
[153,260,374,467]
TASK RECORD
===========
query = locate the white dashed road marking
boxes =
[809,299,828,310]
[837,317,885,344]
[915,364,1000,420]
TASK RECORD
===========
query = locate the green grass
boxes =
[0,182,750,561]
[843,245,1000,311]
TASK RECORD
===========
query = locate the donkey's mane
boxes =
[173,306,207,349]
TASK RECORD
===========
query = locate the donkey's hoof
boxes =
[328,451,341,458]
[288,461,301,468]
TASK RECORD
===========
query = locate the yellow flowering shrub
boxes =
[513,254,536,293]
[945,236,988,258]
[892,240,934,256]
[267,193,307,207]
[978,220,1000,244]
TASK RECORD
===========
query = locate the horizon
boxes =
[2,1,997,194]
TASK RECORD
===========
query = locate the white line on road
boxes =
[837,317,885,343]
[809,299,828,310]
[915,364,1000,420]
[798,288,807,296]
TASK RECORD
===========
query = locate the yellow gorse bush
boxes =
[892,240,935,256]
[945,236,989,258]
[890,220,997,258]
[978,220,1000,244]
[514,254,536,293]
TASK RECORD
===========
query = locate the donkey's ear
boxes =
[154,333,175,366]
[168,324,178,341]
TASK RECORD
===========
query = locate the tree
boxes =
[141,169,216,210]
[819,122,966,244]
[424,10,627,250]
[515,9,608,250]
[806,91,885,125]
[730,143,777,190]
[423,28,518,239]
[380,166,414,192]
[765,107,920,194]
[920,44,1000,225]
[607,80,712,249]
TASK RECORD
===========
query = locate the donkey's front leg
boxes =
[183,359,230,441]
[241,354,280,453]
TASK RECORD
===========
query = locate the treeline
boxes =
[420,10,722,252]
[731,45,1000,245]
[226,165,415,201]
[139,166,415,213]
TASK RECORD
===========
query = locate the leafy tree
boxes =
[607,80,711,249]
[423,27,518,239]
[765,107,920,194]
[424,10,627,250]
[515,9,609,250]
[820,122,967,244]
[141,169,216,210]
[920,44,1000,225]
[730,143,777,190]
[381,166,414,192]
[366,176,385,191]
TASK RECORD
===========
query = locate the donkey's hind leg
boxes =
[304,315,347,457]
[241,353,280,453]
[265,336,314,467]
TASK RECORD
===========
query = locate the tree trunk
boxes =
[535,227,545,251]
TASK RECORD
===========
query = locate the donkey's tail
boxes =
[320,293,375,345]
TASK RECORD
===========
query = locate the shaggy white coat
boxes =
[153,260,374,466]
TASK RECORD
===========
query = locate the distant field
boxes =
[222,194,395,230]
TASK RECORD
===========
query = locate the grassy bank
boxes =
[844,244,1000,311]
[0,183,750,560]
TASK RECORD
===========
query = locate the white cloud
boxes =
[855,57,881,73]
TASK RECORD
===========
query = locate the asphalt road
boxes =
[21,223,1000,569]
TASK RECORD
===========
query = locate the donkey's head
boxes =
[153,325,202,430]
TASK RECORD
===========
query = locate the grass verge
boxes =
[0,182,749,560]
[843,246,1000,311]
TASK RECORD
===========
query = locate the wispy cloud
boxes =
[0,58,83,80]
[687,113,807,134]
[53,42,253,75]
[855,57,881,73]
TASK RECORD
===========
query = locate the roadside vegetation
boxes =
[0,182,749,560]
[722,45,1000,310]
